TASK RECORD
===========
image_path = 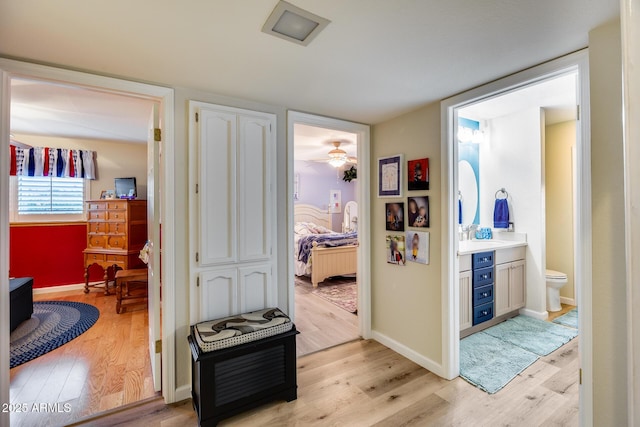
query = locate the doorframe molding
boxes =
[0,58,178,404]
[286,111,371,339]
[439,50,593,425]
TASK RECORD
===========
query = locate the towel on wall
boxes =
[493,198,509,228]
[458,199,463,225]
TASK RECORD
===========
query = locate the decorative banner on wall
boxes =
[9,146,96,179]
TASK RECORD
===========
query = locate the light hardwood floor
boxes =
[294,277,359,356]
[75,336,579,426]
[10,288,157,427]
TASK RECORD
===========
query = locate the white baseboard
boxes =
[33,282,99,295]
[371,330,444,378]
[174,385,191,403]
[560,296,576,306]
[519,307,548,320]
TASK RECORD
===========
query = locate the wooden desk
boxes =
[83,199,147,294]
[115,269,148,313]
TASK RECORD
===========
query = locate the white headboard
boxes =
[294,204,331,229]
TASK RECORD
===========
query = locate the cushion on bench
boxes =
[193,307,292,353]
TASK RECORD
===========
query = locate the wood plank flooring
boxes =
[77,336,579,426]
[294,276,359,356]
[9,288,158,427]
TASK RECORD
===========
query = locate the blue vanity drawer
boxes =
[473,301,494,326]
[472,251,494,269]
[473,267,494,287]
[473,284,494,306]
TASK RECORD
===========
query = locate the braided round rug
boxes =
[10,301,99,368]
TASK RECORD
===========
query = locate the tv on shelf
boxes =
[115,177,137,199]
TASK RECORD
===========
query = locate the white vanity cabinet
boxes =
[459,254,473,331]
[494,246,526,317]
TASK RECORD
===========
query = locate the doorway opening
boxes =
[440,50,592,422]
[287,111,372,354]
[1,58,176,424]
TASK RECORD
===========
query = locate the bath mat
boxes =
[459,332,539,394]
[483,315,577,356]
[10,301,99,368]
[552,308,578,329]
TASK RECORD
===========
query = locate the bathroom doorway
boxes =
[440,50,592,421]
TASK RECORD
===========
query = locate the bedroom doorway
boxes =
[287,112,371,356]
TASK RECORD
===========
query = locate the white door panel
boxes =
[239,265,272,313]
[200,269,238,321]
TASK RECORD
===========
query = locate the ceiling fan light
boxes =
[328,157,346,168]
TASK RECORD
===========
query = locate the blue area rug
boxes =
[552,308,578,329]
[460,315,578,394]
[483,315,578,356]
[460,332,538,394]
[10,301,100,368]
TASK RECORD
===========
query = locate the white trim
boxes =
[621,0,640,424]
[0,58,178,404]
[286,111,371,339]
[560,296,577,306]
[371,331,444,377]
[0,68,10,427]
[174,385,192,403]
[440,50,593,425]
[33,283,86,294]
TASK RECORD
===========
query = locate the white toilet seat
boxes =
[546,269,567,281]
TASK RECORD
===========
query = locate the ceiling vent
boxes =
[262,1,330,46]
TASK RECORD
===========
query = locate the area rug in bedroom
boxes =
[295,276,357,314]
[10,301,100,368]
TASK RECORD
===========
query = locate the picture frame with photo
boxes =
[408,157,429,191]
[385,202,405,231]
[386,235,406,266]
[406,231,430,264]
[378,154,403,197]
[406,196,429,228]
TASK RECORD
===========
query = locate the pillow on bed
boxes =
[295,222,334,235]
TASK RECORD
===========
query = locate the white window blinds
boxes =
[17,176,85,215]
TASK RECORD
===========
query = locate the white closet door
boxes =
[198,109,237,266]
[237,115,273,262]
[200,269,238,321]
[239,265,273,313]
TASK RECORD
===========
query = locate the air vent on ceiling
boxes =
[262,1,330,46]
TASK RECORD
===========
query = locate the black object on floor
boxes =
[10,277,33,333]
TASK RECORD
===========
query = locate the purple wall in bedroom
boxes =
[294,160,357,232]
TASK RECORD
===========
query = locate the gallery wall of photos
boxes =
[379,155,430,266]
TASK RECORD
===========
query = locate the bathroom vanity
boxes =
[459,240,527,336]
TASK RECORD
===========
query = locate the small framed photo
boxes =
[406,231,430,264]
[378,154,403,197]
[385,202,405,231]
[386,235,406,265]
[407,196,429,228]
[100,190,115,199]
[408,158,429,191]
[329,189,341,213]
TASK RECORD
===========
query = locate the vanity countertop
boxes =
[458,239,528,255]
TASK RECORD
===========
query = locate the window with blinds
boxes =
[17,176,85,215]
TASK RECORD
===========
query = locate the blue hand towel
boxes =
[493,198,509,228]
[458,199,462,225]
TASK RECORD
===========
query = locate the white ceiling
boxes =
[294,123,357,161]
[0,0,618,138]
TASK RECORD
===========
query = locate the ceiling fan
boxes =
[325,141,357,168]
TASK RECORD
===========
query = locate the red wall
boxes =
[10,223,103,288]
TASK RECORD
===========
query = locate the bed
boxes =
[294,203,358,288]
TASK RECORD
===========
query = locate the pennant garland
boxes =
[9,146,96,179]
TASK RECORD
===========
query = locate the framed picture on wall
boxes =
[406,231,429,264]
[329,189,341,213]
[408,157,429,191]
[406,196,429,228]
[386,235,406,266]
[385,202,405,231]
[378,154,403,197]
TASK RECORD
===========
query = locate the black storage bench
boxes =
[10,277,34,333]
[188,308,298,427]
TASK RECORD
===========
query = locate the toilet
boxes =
[546,269,568,312]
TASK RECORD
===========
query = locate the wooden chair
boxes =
[114,269,148,314]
